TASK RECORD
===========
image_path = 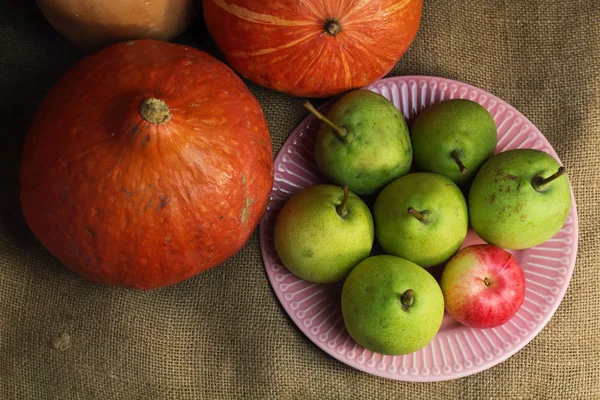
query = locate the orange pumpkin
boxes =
[37,0,198,51]
[20,40,273,290]
[202,0,423,97]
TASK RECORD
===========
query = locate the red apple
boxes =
[440,244,526,329]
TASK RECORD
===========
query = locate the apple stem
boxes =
[484,277,491,287]
[451,150,467,175]
[401,289,414,311]
[532,167,566,191]
[336,185,350,217]
[407,207,430,224]
[303,101,347,140]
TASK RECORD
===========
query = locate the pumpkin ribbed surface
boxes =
[19,40,274,290]
[203,0,422,97]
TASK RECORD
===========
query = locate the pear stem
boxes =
[451,150,467,175]
[303,101,347,140]
[336,185,349,217]
[407,206,429,223]
[533,167,566,191]
[401,289,414,311]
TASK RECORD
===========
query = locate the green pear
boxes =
[274,184,374,283]
[469,149,571,250]
[410,99,497,187]
[305,89,412,196]
[373,172,468,267]
[341,255,445,355]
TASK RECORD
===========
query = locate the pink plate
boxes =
[258,76,578,381]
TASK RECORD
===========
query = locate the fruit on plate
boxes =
[410,99,497,187]
[274,185,374,283]
[37,0,198,51]
[373,173,468,268]
[19,40,273,290]
[202,0,422,97]
[341,255,444,355]
[469,149,571,250]
[440,244,526,329]
[305,90,412,196]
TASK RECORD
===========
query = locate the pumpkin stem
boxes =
[140,98,172,125]
[324,18,342,36]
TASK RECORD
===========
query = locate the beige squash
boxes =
[37,0,198,51]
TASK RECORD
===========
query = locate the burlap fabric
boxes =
[1,0,599,398]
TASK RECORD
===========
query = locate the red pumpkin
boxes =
[202,0,423,98]
[20,40,274,290]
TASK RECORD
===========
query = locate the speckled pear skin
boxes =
[315,89,413,196]
[410,98,497,187]
[341,255,445,355]
[469,149,571,250]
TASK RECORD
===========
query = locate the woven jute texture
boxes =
[1,1,599,399]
